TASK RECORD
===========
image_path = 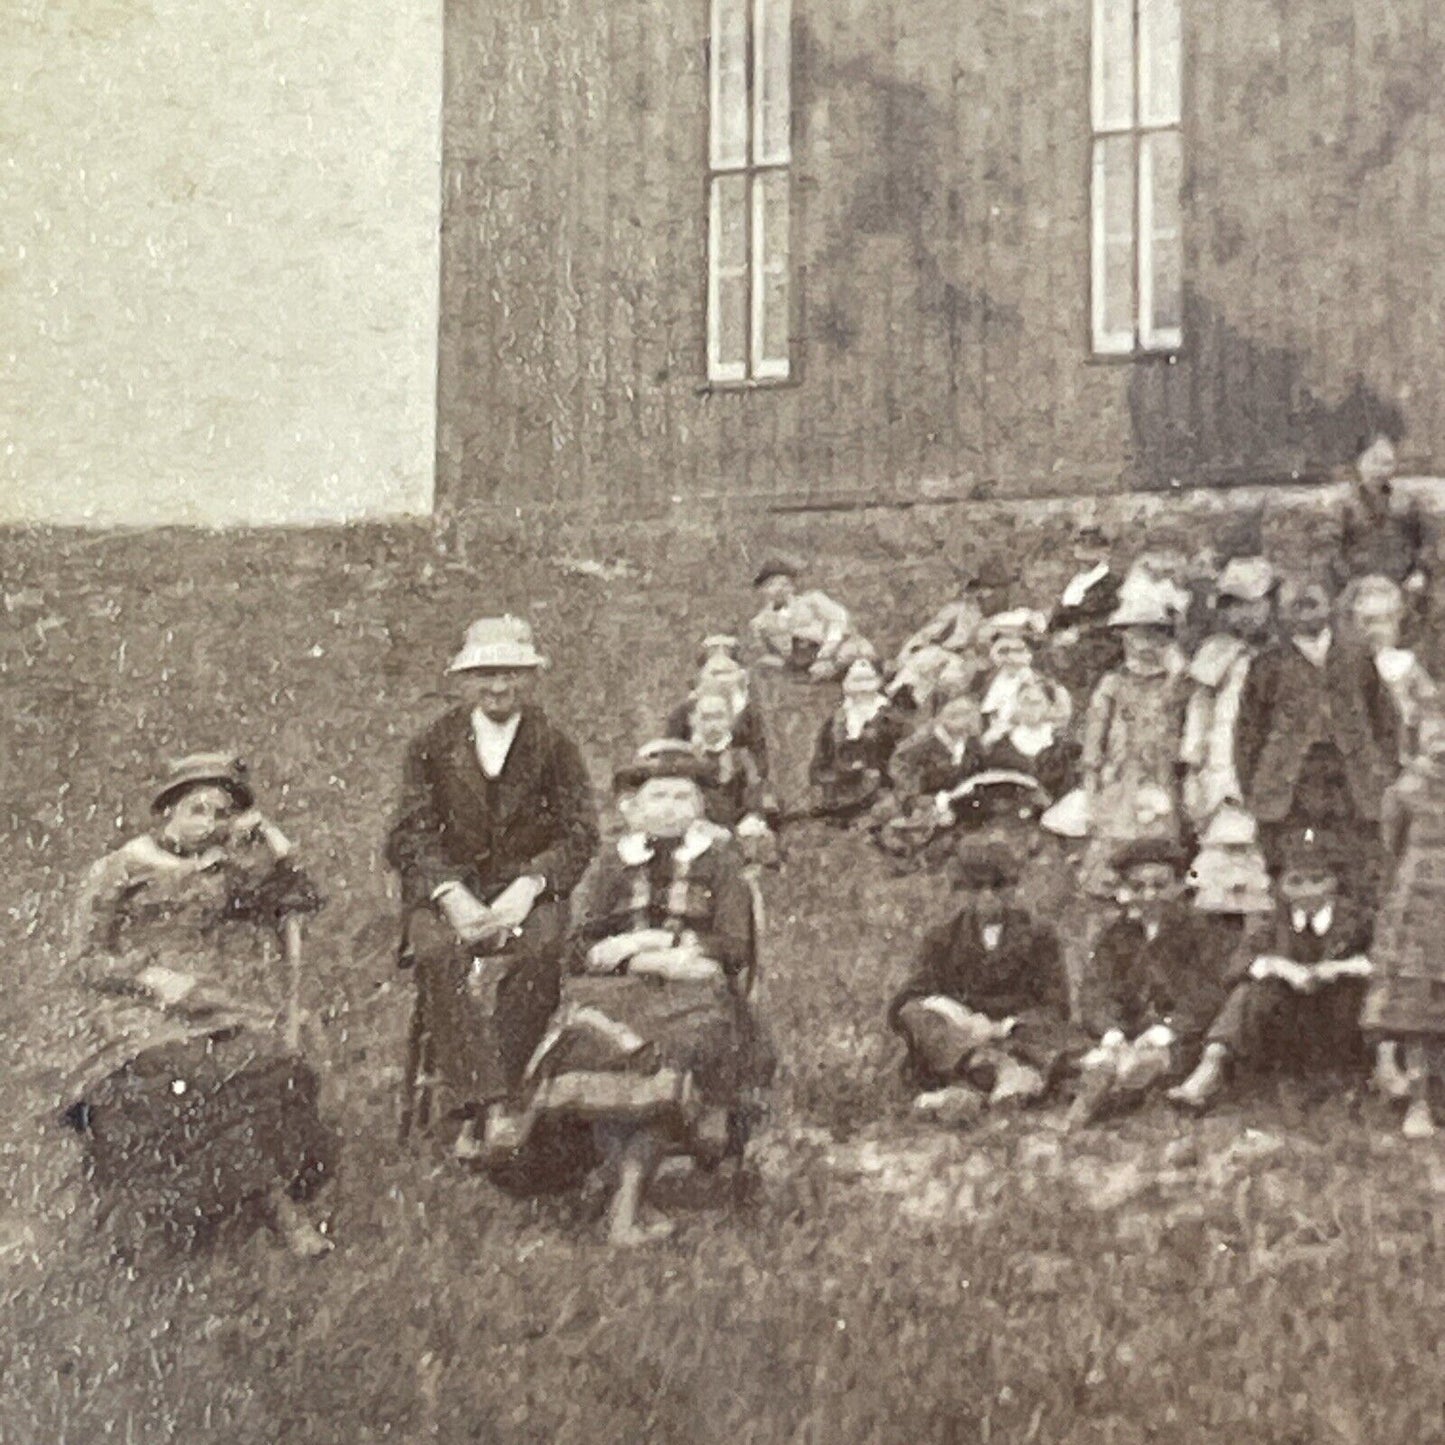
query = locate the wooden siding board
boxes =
[438,0,1445,524]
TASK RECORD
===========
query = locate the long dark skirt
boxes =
[70,1031,336,1234]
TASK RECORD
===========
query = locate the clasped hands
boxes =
[584,929,723,983]
[438,876,544,951]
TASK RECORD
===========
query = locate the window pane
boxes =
[1092,135,1135,352]
[1092,0,1134,132]
[1139,0,1181,126]
[755,0,792,164]
[753,170,790,374]
[709,175,748,378]
[711,0,747,169]
[1141,130,1182,346]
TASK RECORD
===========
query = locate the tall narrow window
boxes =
[1091,0,1182,355]
[709,0,791,383]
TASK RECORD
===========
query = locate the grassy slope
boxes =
[2,524,1444,1445]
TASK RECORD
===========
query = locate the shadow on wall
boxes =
[1126,288,1406,489]
[799,28,1020,455]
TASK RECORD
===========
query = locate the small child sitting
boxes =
[808,657,910,822]
[888,843,1084,1119]
[980,672,1078,803]
[875,696,987,862]
[1070,838,1231,1126]
[749,556,871,682]
[666,643,772,781]
[1168,837,1374,1113]
[686,688,780,867]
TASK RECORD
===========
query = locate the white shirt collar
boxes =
[1292,903,1334,936]
[933,725,972,763]
[980,922,1004,951]
[1292,630,1332,669]
[1060,560,1110,609]
[840,694,887,738]
[471,709,523,779]
[616,822,716,867]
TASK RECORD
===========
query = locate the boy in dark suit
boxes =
[889,842,1084,1117]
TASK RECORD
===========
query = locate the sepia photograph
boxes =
[4,0,1445,1439]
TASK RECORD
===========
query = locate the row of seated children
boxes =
[889,696,1445,1143]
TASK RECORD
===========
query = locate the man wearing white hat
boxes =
[387,616,599,1160]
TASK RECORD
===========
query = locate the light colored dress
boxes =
[1078,664,1189,896]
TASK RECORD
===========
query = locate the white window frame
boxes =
[1090,0,1183,356]
[708,0,792,383]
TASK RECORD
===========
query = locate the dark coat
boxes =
[384,705,599,914]
[1332,496,1429,592]
[1081,904,1231,1042]
[889,727,987,800]
[809,703,911,815]
[1234,638,1399,825]
[565,833,755,982]
[888,907,1068,1030]
[665,697,771,780]
[981,735,1079,801]
[1227,897,1372,980]
[695,745,773,830]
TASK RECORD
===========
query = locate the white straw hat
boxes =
[446,615,549,673]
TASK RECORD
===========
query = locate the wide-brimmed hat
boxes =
[1111,836,1187,877]
[1216,556,1278,604]
[613,739,713,792]
[151,753,254,814]
[752,555,802,588]
[953,840,1023,889]
[447,615,548,674]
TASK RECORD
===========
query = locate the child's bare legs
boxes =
[602,1127,673,1246]
[1402,1042,1437,1140]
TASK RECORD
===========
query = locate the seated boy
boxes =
[749,557,870,682]
[1070,838,1232,1126]
[1167,835,1373,1111]
[888,842,1084,1117]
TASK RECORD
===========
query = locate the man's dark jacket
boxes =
[385,704,599,915]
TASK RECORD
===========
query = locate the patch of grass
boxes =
[2,525,1445,1444]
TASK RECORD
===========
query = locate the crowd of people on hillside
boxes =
[53,435,1445,1255]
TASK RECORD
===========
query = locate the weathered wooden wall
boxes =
[437,0,1445,526]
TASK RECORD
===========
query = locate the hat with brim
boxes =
[613,740,712,792]
[1216,557,1278,604]
[953,840,1023,889]
[151,753,254,814]
[752,555,802,588]
[1110,836,1187,877]
[447,615,548,673]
